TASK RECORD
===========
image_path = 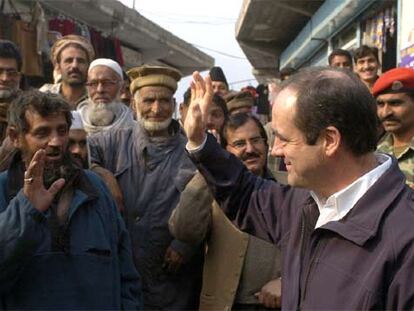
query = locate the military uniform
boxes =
[377,132,414,188]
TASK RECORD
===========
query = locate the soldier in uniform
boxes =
[374,67,414,188]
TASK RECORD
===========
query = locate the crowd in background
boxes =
[1,31,414,310]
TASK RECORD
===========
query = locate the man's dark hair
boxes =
[8,90,72,134]
[182,87,191,107]
[353,45,379,63]
[183,87,229,118]
[221,112,268,148]
[0,40,22,71]
[212,93,229,118]
[281,66,378,156]
[328,49,353,65]
[279,66,297,81]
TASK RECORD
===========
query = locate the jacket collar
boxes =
[320,157,407,246]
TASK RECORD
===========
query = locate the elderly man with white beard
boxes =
[87,65,203,310]
[77,58,135,135]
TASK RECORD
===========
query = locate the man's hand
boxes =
[23,149,65,212]
[91,164,125,212]
[163,246,184,274]
[184,72,214,149]
[254,278,282,309]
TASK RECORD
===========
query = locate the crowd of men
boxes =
[1,33,414,310]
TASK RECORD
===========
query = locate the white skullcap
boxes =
[88,58,123,80]
[71,111,84,130]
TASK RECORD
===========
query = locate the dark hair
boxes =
[212,93,229,118]
[221,112,268,148]
[183,87,229,118]
[0,40,22,71]
[182,87,191,106]
[353,45,379,63]
[8,90,72,134]
[279,66,297,81]
[328,49,353,65]
[281,66,378,156]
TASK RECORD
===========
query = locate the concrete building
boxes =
[236,0,406,83]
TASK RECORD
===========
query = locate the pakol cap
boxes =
[209,66,228,87]
[128,65,181,94]
[372,67,414,97]
[224,91,255,112]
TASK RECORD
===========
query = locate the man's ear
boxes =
[7,126,21,148]
[322,126,341,157]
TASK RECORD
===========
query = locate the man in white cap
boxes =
[69,111,89,168]
[78,58,135,135]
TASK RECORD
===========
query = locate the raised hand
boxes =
[184,71,213,148]
[23,149,65,212]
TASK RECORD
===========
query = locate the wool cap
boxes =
[209,66,228,87]
[88,58,123,80]
[372,67,414,97]
[51,34,95,66]
[128,65,181,94]
[224,91,255,113]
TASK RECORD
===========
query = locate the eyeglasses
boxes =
[229,136,266,150]
[0,68,20,78]
[85,79,119,89]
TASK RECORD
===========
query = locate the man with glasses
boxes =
[170,113,282,310]
[77,58,135,135]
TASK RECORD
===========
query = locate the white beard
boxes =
[88,100,122,126]
[137,113,172,132]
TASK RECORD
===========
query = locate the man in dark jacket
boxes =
[88,65,203,310]
[183,68,414,309]
[0,90,141,309]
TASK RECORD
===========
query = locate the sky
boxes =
[118,0,257,102]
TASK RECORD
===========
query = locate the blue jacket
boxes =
[0,160,142,309]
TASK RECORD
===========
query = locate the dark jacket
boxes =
[190,134,414,310]
[0,155,142,309]
[88,120,203,310]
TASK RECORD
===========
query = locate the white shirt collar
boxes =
[311,153,392,229]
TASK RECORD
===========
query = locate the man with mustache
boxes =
[88,65,203,310]
[0,90,141,309]
[374,67,414,188]
[78,58,135,135]
[40,35,95,110]
[170,113,282,310]
[353,45,380,91]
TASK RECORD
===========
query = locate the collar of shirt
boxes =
[311,153,392,229]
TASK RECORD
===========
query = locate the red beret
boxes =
[372,67,414,97]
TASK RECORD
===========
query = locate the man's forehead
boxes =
[60,46,87,59]
[228,119,260,137]
[377,92,411,102]
[25,109,68,127]
[0,57,18,68]
[357,54,377,62]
